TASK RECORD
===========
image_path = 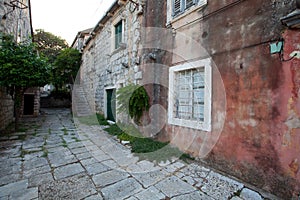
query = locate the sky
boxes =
[30,0,114,45]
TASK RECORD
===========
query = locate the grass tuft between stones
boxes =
[103,123,194,163]
[77,113,109,126]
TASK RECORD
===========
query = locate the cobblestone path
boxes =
[0,109,275,199]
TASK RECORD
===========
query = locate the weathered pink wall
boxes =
[202,2,300,198]
[160,0,300,198]
[140,0,299,198]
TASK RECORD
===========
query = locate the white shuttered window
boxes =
[172,0,207,17]
[168,58,212,131]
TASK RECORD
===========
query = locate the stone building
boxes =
[0,0,38,131]
[77,0,144,121]
[78,0,300,198]
[71,28,93,53]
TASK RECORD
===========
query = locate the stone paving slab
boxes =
[0,109,275,200]
[154,175,197,198]
[28,172,54,187]
[92,169,130,187]
[201,171,244,200]
[10,187,38,200]
[39,174,97,200]
[23,165,51,178]
[101,178,143,200]
[134,186,165,200]
[84,194,104,200]
[0,179,28,197]
[0,173,21,186]
[84,162,110,176]
[240,188,263,200]
[171,190,211,200]
[53,163,85,180]
[23,157,48,170]
[131,170,168,188]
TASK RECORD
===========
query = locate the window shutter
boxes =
[185,0,194,9]
[115,21,123,49]
[173,0,181,16]
[197,0,207,7]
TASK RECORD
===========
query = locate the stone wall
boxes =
[21,87,41,117]
[0,0,33,131]
[0,0,32,42]
[0,87,14,131]
[80,1,144,121]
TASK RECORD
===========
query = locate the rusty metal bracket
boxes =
[128,0,144,14]
[4,0,28,9]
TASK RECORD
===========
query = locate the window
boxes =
[172,0,207,17]
[168,58,211,131]
[114,20,123,49]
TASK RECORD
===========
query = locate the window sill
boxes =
[111,43,127,55]
[168,117,211,132]
[167,2,207,27]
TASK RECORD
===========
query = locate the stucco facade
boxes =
[165,0,300,198]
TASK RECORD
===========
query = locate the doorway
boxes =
[106,89,116,122]
[23,94,35,115]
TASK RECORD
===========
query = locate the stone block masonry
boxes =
[80,1,144,118]
[0,86,14,132]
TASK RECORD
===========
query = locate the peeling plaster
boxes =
[238,119,258,128]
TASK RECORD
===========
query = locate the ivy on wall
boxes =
[117,84,150,122]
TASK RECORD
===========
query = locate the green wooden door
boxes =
[107,89,116,122]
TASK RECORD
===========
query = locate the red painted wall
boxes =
[201,1,300,198]
[141,0,300,198]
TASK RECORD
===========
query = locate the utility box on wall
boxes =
[270,41,283,54]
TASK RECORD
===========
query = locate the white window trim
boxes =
[172,0,207,17]
[167,0,207,24]
[168,58,212,131]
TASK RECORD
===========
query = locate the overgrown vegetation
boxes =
[0,34,50,130]
[49,89,71,100]
[34,29,81,91]
[42,146,48,158]
[52,48,82,89]
[103,123,194,163]
[117,84,150,122]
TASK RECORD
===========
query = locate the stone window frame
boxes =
[114,20,123,49]
[111,16,125,52]
[168,58,212,131]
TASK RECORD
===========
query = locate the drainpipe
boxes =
[280,0,300,29]
[28,0,34,42]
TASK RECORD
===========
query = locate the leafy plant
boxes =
[52,48,81,89]
[0,34,50,130]
[34,30,81,91]
[34,29,68,64]
[104,124,124,136]
[103,123,193,163]
[117,84,150,122]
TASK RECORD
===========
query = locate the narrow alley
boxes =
[0,108,275,199]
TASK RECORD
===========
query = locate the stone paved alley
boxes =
[0,109,278,199]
